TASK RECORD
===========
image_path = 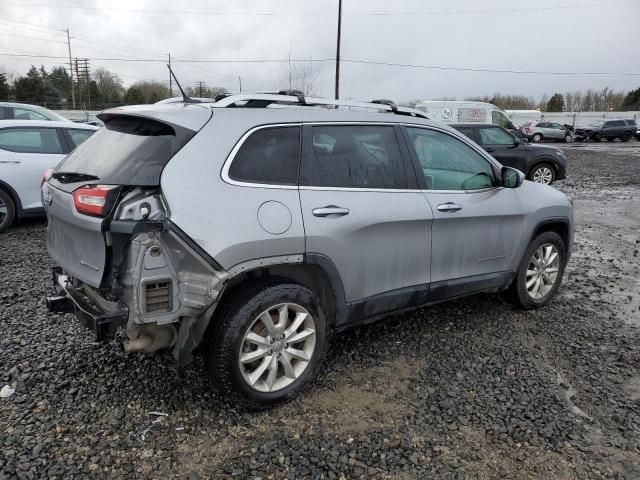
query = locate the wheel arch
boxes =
[213,254,346,334]
[530,217,571,255]
[0,179,23,218]
[527,157,558,178]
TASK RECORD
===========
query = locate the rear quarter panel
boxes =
[160,112,305,270]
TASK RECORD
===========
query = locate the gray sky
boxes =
[1,0,639,102]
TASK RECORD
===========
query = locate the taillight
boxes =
[41,168,53,187]
[73,185,118,217]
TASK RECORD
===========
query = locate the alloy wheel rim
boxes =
[0,198,7,224]
[526,243,560,299]
[533,167,553,184]
[533,134,541,142]
[239,303,316,393]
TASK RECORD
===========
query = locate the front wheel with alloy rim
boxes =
[503,231,566,309]
[529,164,555,185]
[0,189,16,234]
[564,134,573,143]
[206,280,328,407]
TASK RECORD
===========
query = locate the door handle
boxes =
[484,147,495,152]
[312,206,350,218]
[0,160,21,164]
[437,202,462,212]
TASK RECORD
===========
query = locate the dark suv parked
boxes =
[453,123,567,185]
[574,119,637,142]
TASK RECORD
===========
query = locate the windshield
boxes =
[53,115,195,187]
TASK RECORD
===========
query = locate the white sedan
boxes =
[0,120,98,232]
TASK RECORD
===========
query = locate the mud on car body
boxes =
[44,93,574,407]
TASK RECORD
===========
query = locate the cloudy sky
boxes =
[1,0,639,102]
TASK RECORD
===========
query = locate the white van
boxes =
[414,101,519,131]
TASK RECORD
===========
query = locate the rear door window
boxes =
[0,127,63,153]
[453,127,477,142]
[301,125,407,189]
[228,126,300,185]
[53,115,195,187]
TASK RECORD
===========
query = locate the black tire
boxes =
[531,133,543,143]
[621,132,632,142]
[205,279,329,408]
[564,134,573,143]
[591,133,601,142]
[503,231,566,310]
[0,189,16,234]
[528,163,556,185]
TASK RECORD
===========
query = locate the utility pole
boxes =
[66,28,75,109]
[168,53,172,97]
[334,0,342,100]
[195,81,206,97]
[74,58,90,109]
[238,76,242,92]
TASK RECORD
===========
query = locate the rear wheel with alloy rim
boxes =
[503,231,566,309]
[0,189,16,234]
[621,132,632,142]
[532,133,543,143]
[206,280,328,407]
[529,164,555,185]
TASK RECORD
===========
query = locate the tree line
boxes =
[409,87,640,112]
[0,65,229,110]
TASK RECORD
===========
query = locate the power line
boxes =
[0,1,634,16]
[0,31,68,45]
[2,52,639,76]
[0,18,167,57]
[339,59,640,76]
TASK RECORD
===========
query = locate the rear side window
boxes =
[625,120,637,126]
[0,127,62,153]
[13,107,49,121]
[302,125,407,189]
[607,120,624,127]
[478,127,514,145]
[453,127,476,141]
[54,116,195,186]
[228,126,300,185]
[66,129,95,148]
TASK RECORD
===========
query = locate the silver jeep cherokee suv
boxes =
[43,93,574,406]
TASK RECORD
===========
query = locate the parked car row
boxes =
[573,119,637,142]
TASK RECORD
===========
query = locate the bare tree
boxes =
[279,51,319,96]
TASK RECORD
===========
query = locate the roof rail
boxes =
[211,93,429,119]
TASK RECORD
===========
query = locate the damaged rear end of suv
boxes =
[43,105,227,366]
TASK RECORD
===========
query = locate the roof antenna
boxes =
[166,64,200,104]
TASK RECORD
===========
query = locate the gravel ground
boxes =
[1,142,640,479]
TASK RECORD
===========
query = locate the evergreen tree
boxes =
[546,93,565,112]
[620,87,640,111]
[0,73,10,100]
[13,66,46,105]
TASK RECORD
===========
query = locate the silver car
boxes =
[0,102,72,122]
[522,121,573,143]
[0,120,97,232]
[43,93,574,406]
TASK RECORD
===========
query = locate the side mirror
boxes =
[501,166,525,188]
